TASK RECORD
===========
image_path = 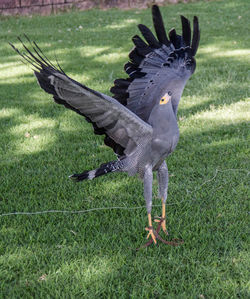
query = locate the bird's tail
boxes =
[69,160,124,182]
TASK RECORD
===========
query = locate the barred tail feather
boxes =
[69,160,123,182]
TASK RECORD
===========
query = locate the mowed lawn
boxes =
[0,0,249,297]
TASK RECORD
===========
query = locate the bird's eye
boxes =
[160,97,167,105]
[160,92,172,105]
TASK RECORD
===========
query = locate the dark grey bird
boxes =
[10,5,200,247]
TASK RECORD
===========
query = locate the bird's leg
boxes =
[143,165,157,244]
[154,201,168,235]
[136,162,183,250]
[155,161,169,235]
[160,198,167,234]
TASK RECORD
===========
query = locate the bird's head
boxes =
[148,90,175,128]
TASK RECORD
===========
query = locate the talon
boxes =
[136,203,182,250]
[145,227,157,244]
[161,219,169,236]
[154,217,169,235]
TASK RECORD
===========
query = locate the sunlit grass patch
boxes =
[9,117,56,155]
[105,18,138,29]
[200,46,250,59]
[0,107,21,118]
[79,46,110,57]
[94,51,127,63]
[196,100,249,122]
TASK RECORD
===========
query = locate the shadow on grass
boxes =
[0,2,249,296]
[0,2,248,247]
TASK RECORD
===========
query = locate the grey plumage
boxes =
[10,5,200,246]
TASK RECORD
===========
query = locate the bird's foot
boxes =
[136,218,184,250]
[154,216,168,236]
[153,217,183,247]
[145,226,157,244]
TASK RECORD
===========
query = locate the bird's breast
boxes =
[151,129,179,157]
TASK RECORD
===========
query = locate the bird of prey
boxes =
[10,5,200,247]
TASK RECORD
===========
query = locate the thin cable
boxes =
[0,206,161,217]
[0,168,248,217]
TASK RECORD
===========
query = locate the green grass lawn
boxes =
[0,0,249,297]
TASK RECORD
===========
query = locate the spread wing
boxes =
[110,5,200,122]
[9,38,152,157]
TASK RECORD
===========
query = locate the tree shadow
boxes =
[0,3,249,296]
[1,0,248,245]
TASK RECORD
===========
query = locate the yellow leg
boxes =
[145,213,157,244]
[161,199,167,234]
[154,198,168,235]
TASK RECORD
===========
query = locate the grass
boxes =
[0,0,249,297]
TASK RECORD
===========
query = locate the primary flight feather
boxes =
[10,5,200,247]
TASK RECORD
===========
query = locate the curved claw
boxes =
[154,217,169,235]
[135,212,183,250]
[145,226,157,244]
[136,222,183,250]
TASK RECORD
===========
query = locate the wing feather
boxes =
[152,4,170,46]
[138,24,160,48]
[10,39,152,156]
[111,5,200,121]
[191,16,200,56]
[181,15,191,46]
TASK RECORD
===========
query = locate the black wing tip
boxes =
[151,3,170,46]
[181,15,198,25]
[23,33,32,43]
[194,15,199,23]
[132,34,145,46]
[193,15,200,30]
[180,15,191,27]
[137,24,145,34]
[138,23,145,30]
[180,15,191,47]
[10,34,66,73]
[138,23,160,48]
[168,28,176,36]
[138,23,152,32]
[8,41,16,50]
[152,4,160,12]
[132,34,142,41]
[191,15,200,56]
[168,15,200,54]
[9,37,19,50]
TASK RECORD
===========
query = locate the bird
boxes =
[10,5,200,248]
